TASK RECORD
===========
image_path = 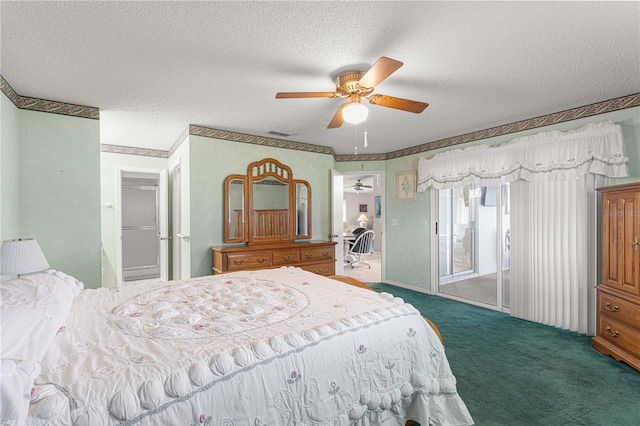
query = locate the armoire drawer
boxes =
[598,291,640,332]
[226,251,272,271]
[598,316,640,357]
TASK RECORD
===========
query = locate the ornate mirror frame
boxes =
[223,158,312,244]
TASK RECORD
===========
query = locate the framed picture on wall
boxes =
[397,170,416,201]
[375,196,381,217]
[359,204,368,213]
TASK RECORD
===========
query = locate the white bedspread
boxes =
[27,267,473,425]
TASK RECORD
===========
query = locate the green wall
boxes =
[6,85,637,291]
[188,136,335,277]
[1,93,20,245]
[0,93,102,287]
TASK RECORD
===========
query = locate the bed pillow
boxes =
[44,269,85,297]
[0,273,76,425]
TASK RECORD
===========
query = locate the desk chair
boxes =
[345,230,375,268]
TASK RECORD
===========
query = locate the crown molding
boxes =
[3,75,637,161]
[1,75,99,119]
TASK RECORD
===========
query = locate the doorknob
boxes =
[329,234,338,239]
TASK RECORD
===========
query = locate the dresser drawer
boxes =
[301,246,334,262]
[598,316,640,357]
[299,260,335,276]
[272,248,300,266]
[226,251,272,271]
[598,291,640,332]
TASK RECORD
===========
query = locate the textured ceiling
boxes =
[1,1,639,155]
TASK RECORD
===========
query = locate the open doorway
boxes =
[332,171,384,283]
[116,167,168,286]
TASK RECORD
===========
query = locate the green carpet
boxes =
[368,283,640,426]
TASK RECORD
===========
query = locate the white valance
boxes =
[417,121,628,190]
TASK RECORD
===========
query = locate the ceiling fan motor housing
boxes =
[337,72,374,96]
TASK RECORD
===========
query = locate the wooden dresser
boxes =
[212,241,336,276]
[593,182,640,371]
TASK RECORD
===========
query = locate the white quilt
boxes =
[27,267,473,425]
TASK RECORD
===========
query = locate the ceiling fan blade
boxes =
[275,92,339,99]
[368,94,429,113]
[327,105,345,129]
[358,57,403,89]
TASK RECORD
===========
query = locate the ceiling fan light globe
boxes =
[342,102,368,124]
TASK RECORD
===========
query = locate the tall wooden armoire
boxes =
[593,182,640,371]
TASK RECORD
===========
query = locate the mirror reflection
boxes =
[226,177,245,241]
[296,182,310,237]
[252,177,289,238]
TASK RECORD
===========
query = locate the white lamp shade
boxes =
[357,214,369,223]
[0,239,50,275]
[342,102,369,124]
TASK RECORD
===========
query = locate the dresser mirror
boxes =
[251,176,289,240]
[223,158,312,244]
[295,180,311,238]
[223,175,247,243]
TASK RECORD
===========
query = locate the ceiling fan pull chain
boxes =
[364,120,368,148]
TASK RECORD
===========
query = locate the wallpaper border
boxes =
[2,74,638,160]
[1,75,99,120]
[100,144,169,158]
[188,125,336,156]
[335,92,640,162]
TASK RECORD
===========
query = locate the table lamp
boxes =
[0,238,50,277]
[357,214,369,229]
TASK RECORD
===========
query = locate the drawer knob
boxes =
[604,302,619,312]
[257,257,267,263]
[322,251,329,256]
[605,327,619,338]
[282,255,291,260]
[306,253,313,258]
[233,259,244,265]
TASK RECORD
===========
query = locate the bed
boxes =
[1,267,473,425]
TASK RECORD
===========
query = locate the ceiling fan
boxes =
[347,179,373,192]
[276,57,429,128]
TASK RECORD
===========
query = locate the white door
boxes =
[171,163,182,280]
[331,169,345,275]
[116,167,168,286]
[157,169,168,281]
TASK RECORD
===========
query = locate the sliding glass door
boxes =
[438,186,477,279]
[437,184,510,310]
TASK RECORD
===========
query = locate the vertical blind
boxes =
[418,121,628,333]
